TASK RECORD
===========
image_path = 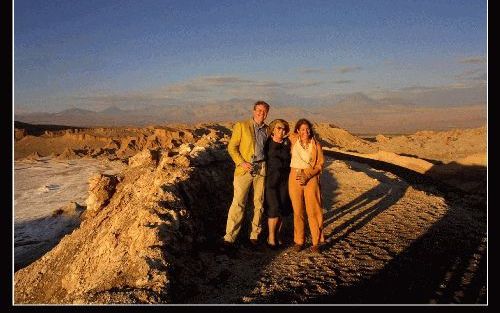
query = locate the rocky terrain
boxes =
[14,157,127,271]
[184,159,486,304]
[13,121,487,304]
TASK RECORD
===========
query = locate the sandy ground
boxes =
[179,157,486,304]
[13,157,126,270]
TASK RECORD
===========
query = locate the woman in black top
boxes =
[264,119,292,249]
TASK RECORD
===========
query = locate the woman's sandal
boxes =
[293,244,304,252]
[266,240,279,250]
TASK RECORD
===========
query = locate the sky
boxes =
[14,0,487,113]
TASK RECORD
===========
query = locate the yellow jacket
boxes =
[228,119,269,176]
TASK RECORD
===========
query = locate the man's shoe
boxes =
[219,240,236,253]
[249,239,259,246]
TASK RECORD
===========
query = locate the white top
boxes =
[290,140,313,169]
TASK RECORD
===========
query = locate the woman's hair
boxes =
[294,118,315,139]
[268,119,290,137]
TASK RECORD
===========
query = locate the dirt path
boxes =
[179,157,486,304]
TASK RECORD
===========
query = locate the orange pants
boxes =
[289,169,325,246]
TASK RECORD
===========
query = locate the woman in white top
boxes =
[288,119,325,254]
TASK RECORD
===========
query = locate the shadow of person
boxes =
[318,158,340,212]
[321,161,408,251]
[312,152,487,304]
[316,189,487,304]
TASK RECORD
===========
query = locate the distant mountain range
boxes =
[14,94,486,134]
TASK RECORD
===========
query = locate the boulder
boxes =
[85,174,120,213]
[128,149,161,168]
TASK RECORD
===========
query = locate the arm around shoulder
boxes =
[288,132,298,145]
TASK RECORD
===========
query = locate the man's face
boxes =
[253,105,268,125]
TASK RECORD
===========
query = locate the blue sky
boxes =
[14,0,487,113]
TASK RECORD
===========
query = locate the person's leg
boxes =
[277,177,290,245]
[304,176,324,246]
[250,162,266,240]
[265,171,280,245]
[267,217,279,245]
[276,217,283,245]
[289,170,306,246]
[223,173,253,243]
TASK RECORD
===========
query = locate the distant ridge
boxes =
[99,106,126,114]
[15,97,486,134]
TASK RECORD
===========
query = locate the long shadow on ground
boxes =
[308,151,487,304]
[322,164,408,252]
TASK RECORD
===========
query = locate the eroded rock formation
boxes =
[14,141,233,303]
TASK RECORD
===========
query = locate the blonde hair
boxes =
[268,119,290,137]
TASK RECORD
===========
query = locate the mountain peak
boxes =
[337,93,378,106]
[56,108,96,115]
[100,106,126,114]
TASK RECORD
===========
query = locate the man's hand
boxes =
[240,162,253,171]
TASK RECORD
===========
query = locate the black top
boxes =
[264,137,292,217]
[265,138,291,183]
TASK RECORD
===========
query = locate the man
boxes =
[222,100,270,250]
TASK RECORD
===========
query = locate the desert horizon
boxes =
[14,98,486,135]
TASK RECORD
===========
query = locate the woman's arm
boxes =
[303,141,324,180]
[288,132,298,145]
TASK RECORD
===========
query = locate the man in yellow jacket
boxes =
[223,101,270,249]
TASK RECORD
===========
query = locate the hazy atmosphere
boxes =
[14,0,486,133]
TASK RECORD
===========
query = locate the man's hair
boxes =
[294,118,315,139]
[253,100,270,111]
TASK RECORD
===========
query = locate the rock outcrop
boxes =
[84,174,121,215]
[24,151,43,160]
[14,141,233,304]
[14,123,231,161]
[313,123,377,153]
[372,126,487,163]
[56,148,80,160]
